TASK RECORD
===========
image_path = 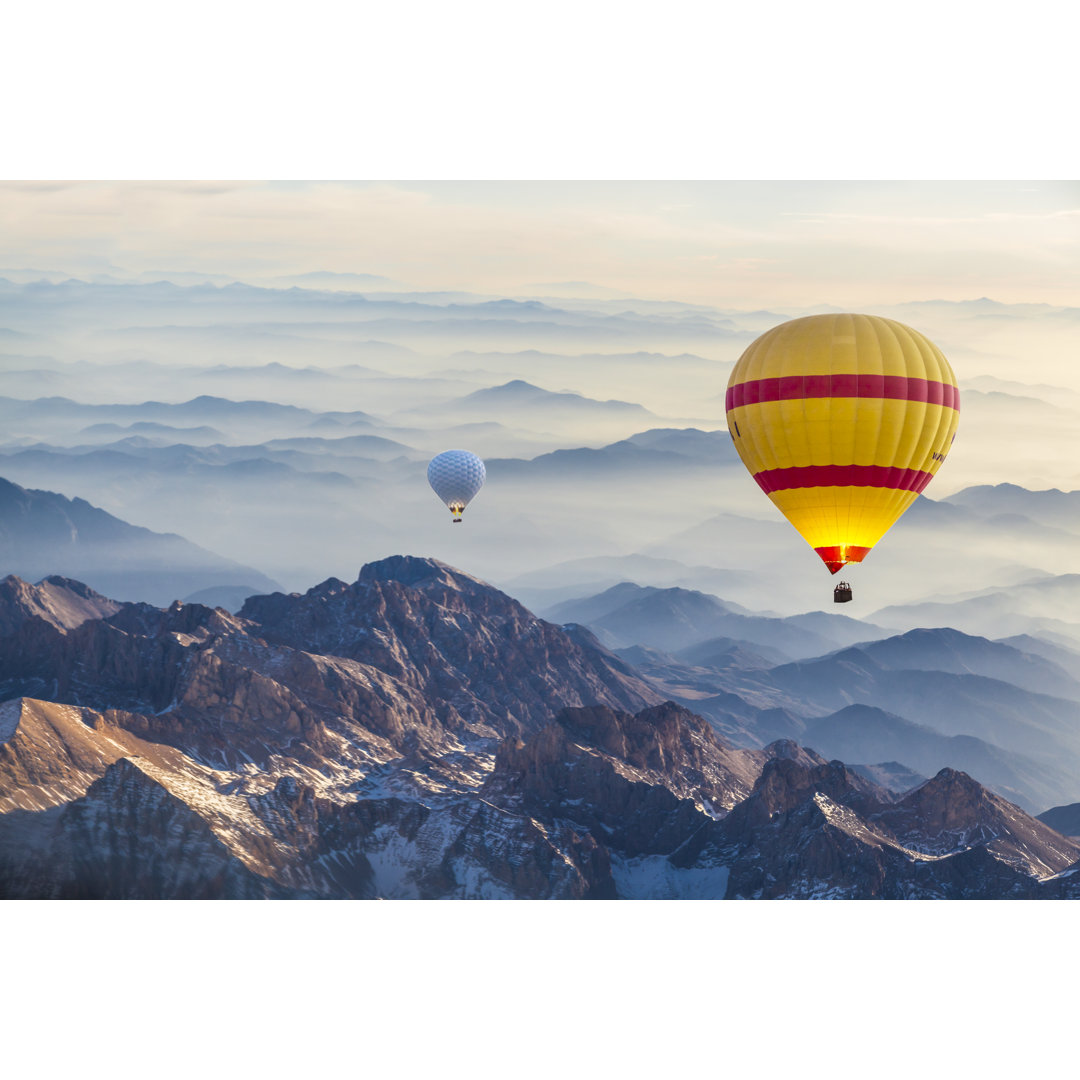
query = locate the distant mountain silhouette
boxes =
[1037,802,1080,838]
[0,393,316,427]
[849,761,927,795]
[604,622,1080,812]
[995,633,1080,670]
[547,582,880,658]
[79,421,227,441]
[741,647,1080,802]
[502,553,758,613]
[451,380,657,423]
[801,703,1070,814]
[828,626,1080,701]
[945,483,1080,531]
[870,573,1080,646]
[675,635,793,669]
[487,427,740,480]
[0,476,279,606]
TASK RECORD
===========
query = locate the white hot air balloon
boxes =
[427,450,486,522]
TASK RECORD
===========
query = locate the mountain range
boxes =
[546,582,1080,813]
[2,559,1078,899]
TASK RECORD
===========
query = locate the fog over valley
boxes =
[3,277,1079,611]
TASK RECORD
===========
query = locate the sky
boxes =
[2,179,1078,308]
[5,0,1078,1054]
[5,1,1077,310]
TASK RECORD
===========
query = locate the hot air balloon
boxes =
[427,450,486,522]
[725,314,959,601]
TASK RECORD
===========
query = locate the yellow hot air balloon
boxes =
[725,314,959,590]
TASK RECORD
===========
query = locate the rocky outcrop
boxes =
[239,556,661,739]
[0,574,121,636]
[876,768,1080,879]
[678,757,1079,899]
[488,702,765,813]
[0,758,287,899]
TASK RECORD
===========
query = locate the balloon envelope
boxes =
[725,313,959,574]
[427,450,486,520]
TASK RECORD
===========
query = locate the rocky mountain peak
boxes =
[358,554,463,590]
[898,767,994,828]
[716,755,891,843]
[307,576,351,598]
[162,599,246,637]
[1,561,662,778]
[28,756,286,899]
[0,574,121,635]
[870,767,1080,878]
[38,575,109,600]
[760,738,822,765]
[756,756,875,812]
[355,556,506,608]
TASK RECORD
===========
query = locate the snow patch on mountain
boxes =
[611,855,730,899]
[0,699,20,744]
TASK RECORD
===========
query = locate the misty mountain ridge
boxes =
[500,554,759,612]
[944,483,1080,531]
[0,476,280,606]
[78,421,228,442]
[0,393,322,430]
[6,378,1080,616]
[593,615,1080,811]
[486,430,739,481]
[8,278,1080,613]
[547,581,883,659]
[459,378,652,413]
[733,648,1080,799]
[268,271,404,290]
[798,703,1072,815]
[1037,802,1080,839]
[0,278,760,356]
[819,625,1080,701]
[870,573,1080,646]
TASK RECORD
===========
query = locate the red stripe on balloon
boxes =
[815,545,872,574]
[725,375,960,412]
[752,464,936,494]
